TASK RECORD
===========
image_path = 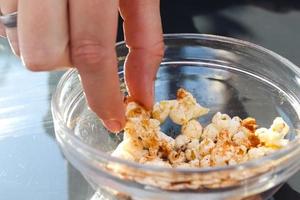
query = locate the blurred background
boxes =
[0,0,300,199]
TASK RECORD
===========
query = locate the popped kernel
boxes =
[152,100,177,123]
[202,123,219,142]
[181,119,203,139]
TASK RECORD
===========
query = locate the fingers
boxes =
[119,0,164,110]
[0,0,19,55]
[18,0,70,71]
[69,0,125,132]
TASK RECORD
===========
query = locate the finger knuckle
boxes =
[22,47,66,71]
[71,40,113,66]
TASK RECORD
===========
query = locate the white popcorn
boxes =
[169,89,209,125]
[270,117,289,137]
[125,102,150,119]
[255,126,288,148]
[200,155,211,167]
[158,131,175,147]
[199,138,215,156]
[175,134,190,149]
[111,144,135,161]
[185,149,197,161]
[228,116,242,135]
[232,131,248,146]
[212,112,231,131]
[125,118,160,140]
[181,120,203,139]
[112,139,147,161]
[248,147,266,159]
[152,100,177,123]
[202,123,219,142]
[210,144,235,166]
[187,139,200,150]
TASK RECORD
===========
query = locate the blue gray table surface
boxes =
[1,1,300,199]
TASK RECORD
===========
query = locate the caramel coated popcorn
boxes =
[112,88,290,168]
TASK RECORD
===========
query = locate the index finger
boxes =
[69,0,125,132]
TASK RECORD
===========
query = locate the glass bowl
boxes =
[51,34,300,200]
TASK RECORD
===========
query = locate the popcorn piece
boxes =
[242,117,258,132]
[232,131,250,147]
[152,100,177,123]
[210,143,235,166]
[112,139,147,161]
[169,89,209,125]
[187,139,200,150]
[248,147,266,159]
[199,138,215,156]
[185,149,197,161]
[158,131,175,147]
[202,123,219,142]
[200,155,211,167]
[255,126,288,148]
[111,144,135,161]
[181,120,203,139]
[168,151,186,164]
[270,117,289,137]
[175,134,190,149]
[228,116,242,135]
[212,112,231,131]
[126,102,150,119]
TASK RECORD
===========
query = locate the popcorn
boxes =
[185,149,197,161]
[255,118,289,148]
[113,88,290,171]
[109,88,292,192]
[168,151,186,164]
[232,131,249,147]
[175,134,190,149]
[187,139,200,150]
[126,102,150,119]
[199,138,215,156]
[169,89,209,125]
[200,155,211,167]
[248,147,266,159]
[181,119,203,139]
[158,131,175,147]
[270,117,289,137]
[202,123,219,142]
[212,112,231,131]
[152,100,177,123]
[112,139,147,161]
[228,116,242,135]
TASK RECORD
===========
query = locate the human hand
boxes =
[0,0,164,133]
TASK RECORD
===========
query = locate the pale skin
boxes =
[0,0,164,132]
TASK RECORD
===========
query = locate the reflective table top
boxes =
[0,1,300,199]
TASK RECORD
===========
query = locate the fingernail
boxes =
[103,119,122,133]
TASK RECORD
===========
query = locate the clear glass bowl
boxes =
[51,34,300,200]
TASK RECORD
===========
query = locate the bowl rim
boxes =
[51,33,300,173]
